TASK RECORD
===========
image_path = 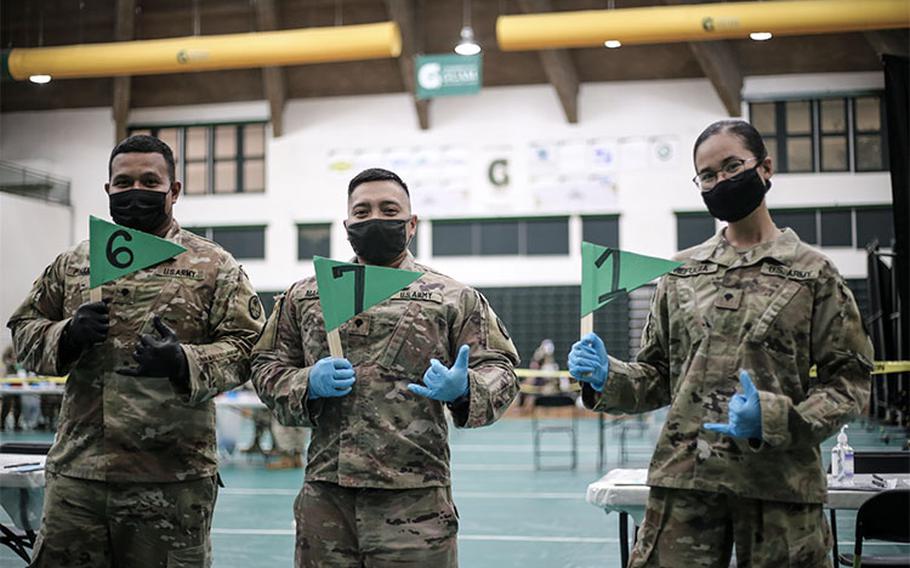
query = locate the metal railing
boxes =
[0,161,71,206]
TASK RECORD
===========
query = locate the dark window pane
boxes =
[785,101,812,134]
[855,97,881,131]
[856,208,894,248]
[820,99,846,133]
[185,226,207,237]
[676,213,715,250]
[526,218,569,255]
[750,102,776,136]
[479,221,519,255]
[821,136,848,172]
[855,134,884,171]
[582,216,619,248]
[787,137,814,172]
[297,224,331,260]
[433,222,473,256]
[211,226,265,259]
[820,210,853,247]
[773,210,817,244]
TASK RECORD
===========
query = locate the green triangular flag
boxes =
[89,216,187,288]
[314,256,423,332]
[581,241,683,317]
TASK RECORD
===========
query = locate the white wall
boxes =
[1,73,893,303]
[0,193,72,351]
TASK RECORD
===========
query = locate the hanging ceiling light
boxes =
[454,0,481,55]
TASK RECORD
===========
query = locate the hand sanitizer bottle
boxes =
[831,432,844,479]
[840,425,854,483]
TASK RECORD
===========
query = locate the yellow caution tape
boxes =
[3,361,909,387]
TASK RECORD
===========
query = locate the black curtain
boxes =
[883,55,909,355]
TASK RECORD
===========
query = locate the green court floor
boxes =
[2,414,908,567]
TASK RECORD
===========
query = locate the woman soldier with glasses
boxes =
[568,120,873,566]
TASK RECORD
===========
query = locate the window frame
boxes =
[128,120,268,195]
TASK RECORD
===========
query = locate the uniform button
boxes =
[355,318,363,327]
[120,288,129,296]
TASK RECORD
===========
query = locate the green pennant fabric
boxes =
[313,256,423,331]
[581,241,683,316]
[89,216,186,288]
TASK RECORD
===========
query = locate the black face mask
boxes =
[346,219,410,265]
[701,166,772,222]
[109,189,169,233]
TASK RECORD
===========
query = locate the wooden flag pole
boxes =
[90,286,102,303]
[327,328,344,359]
[580,313,594,337]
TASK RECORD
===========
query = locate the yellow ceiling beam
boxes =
[497,0,910,51]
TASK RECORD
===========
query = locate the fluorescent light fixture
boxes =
[455,26,481,56]
[604,39,622,49]
[29,74,52,84]
[749,32,773,41]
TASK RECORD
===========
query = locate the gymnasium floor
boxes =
[2,411,908,567]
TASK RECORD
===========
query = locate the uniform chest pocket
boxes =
[377,302,448,376]
[746,279,805,345]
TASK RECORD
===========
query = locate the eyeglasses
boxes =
[692,157,760,190]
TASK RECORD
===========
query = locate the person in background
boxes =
[568,120,872,566]
[251,168,519,567]
[1,345,23,431]
[7,135,264,567]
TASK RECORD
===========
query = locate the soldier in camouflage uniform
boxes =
[569,121,872,567]
[7,135,265,567]
[251,168,519,567]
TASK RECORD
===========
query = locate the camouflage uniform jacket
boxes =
[7,222,265,483]
[583,228,873,504]
[251,253,520,489]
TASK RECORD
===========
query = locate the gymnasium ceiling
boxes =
[1,0,907,129]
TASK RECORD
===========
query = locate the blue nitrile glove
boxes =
[408,344,470,402]
[308,357,356,400]
[568,332,609,392]
[703,370,762,440]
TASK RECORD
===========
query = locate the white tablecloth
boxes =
[586,468,910,524]
[0,454,47,531]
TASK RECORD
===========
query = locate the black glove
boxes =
[61,300,110,361]
[117,316,188,383]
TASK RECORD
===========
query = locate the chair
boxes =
[837,489,910,567]
[830,451,910,566]
[531,394,578,470]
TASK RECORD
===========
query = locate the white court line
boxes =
[210,529,613,543]
[220,488,583,500]
[210,529,910,549]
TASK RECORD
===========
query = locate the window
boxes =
[773,209,817,245]
[770,206,893,249]
[675,212,715,250]
[856,207,894,248]
[749,95,887,173]
[582,215,620,248]
[129,122,266,195]
[297,223,331,260]
[854,97,888,172]
[185,226,266,259]
[431,218,570,257]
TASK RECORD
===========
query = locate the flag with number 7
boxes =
[313,256,422,358]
